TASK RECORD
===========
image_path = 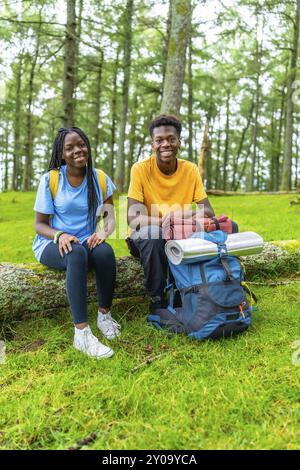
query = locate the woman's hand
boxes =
[86,232,106,250]
[59,233,80,257]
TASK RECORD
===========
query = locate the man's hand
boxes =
[86,232,106,250]
[59,234,80,257]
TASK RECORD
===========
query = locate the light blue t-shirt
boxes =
[32,166,116,261]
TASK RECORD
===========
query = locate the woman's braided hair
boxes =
[48,127,99,232]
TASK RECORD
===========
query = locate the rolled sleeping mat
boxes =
[165,231,264,265]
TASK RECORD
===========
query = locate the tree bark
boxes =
[215,111,222,189]
[187,16,193,162]
[250,65,261,191]
[109,49,120,180]
[161,0,172,94]
[198,123,211,183]
[115,0,133,193]
[73,0,83,115]
[126,93,138,189]
[281,0,300,190]
[275,82,287,190]
[3,125,9,191]
[22,12,42,191]
[11,54,24,191]
[250,13,264,192]
[295,123,299,188]
[222,90,230,191]
[232,98,255,191]
[160,0,191,115]
[93,49,104,166]
[62,0,77,128]
[1,242,299,326]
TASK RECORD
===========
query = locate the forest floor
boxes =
[0,192,300,449]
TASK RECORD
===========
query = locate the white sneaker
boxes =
[73,325,114,359]
[97,311,121,340]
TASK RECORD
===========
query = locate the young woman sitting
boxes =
[33,127,120,359]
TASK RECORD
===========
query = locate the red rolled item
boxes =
[162,214,235,240]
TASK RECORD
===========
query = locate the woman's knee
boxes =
[66,243,88,267]
[93,242,116,264]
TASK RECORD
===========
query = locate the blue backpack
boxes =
[147,231,255,340]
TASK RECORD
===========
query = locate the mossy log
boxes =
[0,241,299,325]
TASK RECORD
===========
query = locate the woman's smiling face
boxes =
[63,132,89,168]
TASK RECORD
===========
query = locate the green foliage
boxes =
[0,0,299,192]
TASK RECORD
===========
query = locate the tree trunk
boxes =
[22,13,42,191]
[74,0,83,115]
[250,77,260,192]
[250,14,264,192]
[115,0,133,193]
[269,103,276,191]
[250,71,261,191]
[4,125,9,191]
[110,49,120,180]
[206,118,215,190]
[273,82,286,191]
[294,125,299,188]
[187,16,193,162]
[160,0,191,115]
[1,242,299,326]
[93,50,104,166]
[198,123,211,183]
[222,90,230,191]
[232,98,254,191]
[62,0,77,128]
[11,54,24,191]
[161,0,172,94]
[215,111,222,189]
[126,93,138,189]
[281,0,300,190]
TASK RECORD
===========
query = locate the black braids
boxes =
[74,128,99,232]
[48,129,68,170]
[48,127,100,233]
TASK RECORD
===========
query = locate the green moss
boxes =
[19,263,49,273]
[1,285,300,449]
[272,240,300,255]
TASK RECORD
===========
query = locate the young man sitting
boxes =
[127,114,215,312]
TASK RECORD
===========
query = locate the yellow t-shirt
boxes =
[128,155,207,217]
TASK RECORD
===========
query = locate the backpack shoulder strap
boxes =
[49,168,107,201]
[96,169,107,201]
[49,169,60,200]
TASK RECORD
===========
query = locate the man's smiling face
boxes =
[151,125,181,166]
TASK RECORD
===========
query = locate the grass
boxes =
[0,191,300,449]
[0,192,299,263]
[1,284,300,450]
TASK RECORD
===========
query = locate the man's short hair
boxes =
[149,114,182,138]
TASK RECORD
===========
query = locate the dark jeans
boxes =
[127,225,168,302]
[40,241,116,324]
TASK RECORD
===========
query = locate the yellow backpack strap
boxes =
[49,169,59,200]
[96,169,107,201]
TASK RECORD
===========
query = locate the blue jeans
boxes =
[40,241,116,324]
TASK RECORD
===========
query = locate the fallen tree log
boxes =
[206,189,299,196]
[0,241,299,325]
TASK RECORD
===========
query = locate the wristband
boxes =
[53,231,64,244]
